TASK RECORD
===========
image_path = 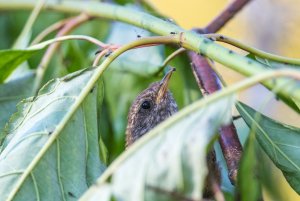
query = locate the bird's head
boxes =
[126,68,178,147]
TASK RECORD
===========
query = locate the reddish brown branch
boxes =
[218,123,242,183]
[189,53,221,95]
[188,0,252,185]
[202,0,252,33]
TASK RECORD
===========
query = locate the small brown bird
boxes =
[126,68,178,147]
[125,67,220,198]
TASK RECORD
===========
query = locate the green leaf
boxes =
[236,132,262,201]
[0,49,38,83]
[105,21,164,76]
[96,77,108,165]
[292,98,300,111]
[80,97,235,201]
[0,68,106,200]
[0,72,35,141]
[237,102,300,195]
[62,41,88,73]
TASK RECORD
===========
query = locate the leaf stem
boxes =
[204,33,300,65]
[32,13,92,93]
[28,35,107,51]
[30,17,72,45]
[162,47,186,67]
[92,49,109,67]
[155,47,186,75]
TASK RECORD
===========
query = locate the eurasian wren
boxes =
[125,68,221,198]
[125,68,177,147]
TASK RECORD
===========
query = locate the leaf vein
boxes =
[57,140,66,201]
[31,172,40,201]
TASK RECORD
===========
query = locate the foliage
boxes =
[0,0,299,201]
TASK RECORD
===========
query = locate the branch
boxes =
[30,17,72,45]
[188,0,252,185]
[202,0,252,33]
[1,0,299,102]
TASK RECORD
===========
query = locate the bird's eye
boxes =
[141,100,151,109]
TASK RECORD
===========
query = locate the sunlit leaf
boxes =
[80,97,235,201]
[237,102,300,195]
[0,68,106,200]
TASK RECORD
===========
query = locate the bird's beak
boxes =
[156,67,176,103]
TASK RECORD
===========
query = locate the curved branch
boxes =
[1,0,299,102]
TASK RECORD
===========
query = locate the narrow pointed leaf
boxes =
[237,133,262,201]
[237,102,300,195]
[0,49,38,83]
[0,68,105,201]
[80,97,235,201]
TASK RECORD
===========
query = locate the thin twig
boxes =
[162,48,186,67]
[33,13,92,93]
[28,35,108,51]
[154,47,186,75]
[30,17,72,45]
[204,34,300,65]
[93,49,110,67]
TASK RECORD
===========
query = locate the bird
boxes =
[125,67,220,198]
[125,67,178,147]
